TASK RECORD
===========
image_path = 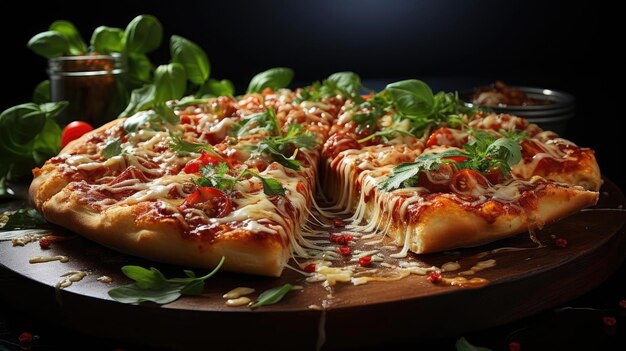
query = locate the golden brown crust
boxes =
[40,185,287,276]
[374,183,598,253]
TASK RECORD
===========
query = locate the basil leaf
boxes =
[152,103,180,125]
[253,174,285,196]
[123,110,156,133]
[49,20,87,55]
[250,283,294,308]
[127,53,154,84]
[107,283,185,305]
[170,35,210,85]
[1,208,46,231]
[455,337,493,351]
[39,101,69,119]
[123,15,163,54]
[31,118,62,164]
[27,31,70,58]
[385,80,434,116]
[90,26,124,54]
[102,138,122,159]
[197,79,234,98]
[109,257,224,305]
[153,63,187,103]
[120,266,168,289]
[326,71,362,100]
[33,80,51,104]
[123,104,178,133]
[174,96,208,109]
[247,67,294,93]
[119,84,155,118]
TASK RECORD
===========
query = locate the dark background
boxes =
[0,0,621,189]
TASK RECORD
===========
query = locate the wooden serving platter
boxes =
[1,179,625,350]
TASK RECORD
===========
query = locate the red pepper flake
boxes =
[619,300,626,309]
[358,256,372,267]
[427,271,443,284]
[554,238,568,248]
[333,218,345,227]
[39,239,51,249]
[339,246,351,255]
[304,263,316,273]
[18,332,33,347]
[509,341,521,351]
[603,316,617,327]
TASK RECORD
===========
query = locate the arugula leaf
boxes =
[1,208,46,231]
[153,63,187,103]
[49,20,87,55]
[170,35,210,85]
[169,132,220,157]
[90,26,124,54]
[379,150,463,191]
[247,67,294,93]
[102,138,122,159]
[27,31,69,58]
[108,257,224,305]
[357,128,414,143]
[230,109,280,138]
[249,283,294,308]
[197,79,234,98]
[197,163,286,196]
[123,15,163,54]
[33,80,51,104]
[250,124,318,170]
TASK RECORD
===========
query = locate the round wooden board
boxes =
[1,179,625,350]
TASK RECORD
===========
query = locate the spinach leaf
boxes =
[170,35,210,85]
[123,15,163,54]
[108,257,224,305]
[27,31,70,58]
[247,67,294,93]
[90,26,124,54]
[1,208,46,231]
[49,20,87,55]
[249,283,294,308]
[32,80,50,104]
[153,63,187,103]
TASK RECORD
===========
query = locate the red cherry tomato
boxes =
[450,169,490,196]
[183,152,223,174]
[426,128,456,148]
[183,187,232,218]
[61,121,94,147]
[417,163,456,193]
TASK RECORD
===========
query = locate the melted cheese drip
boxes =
[56,271,86,289]
[29,256,69,264]
[223,287,255,299]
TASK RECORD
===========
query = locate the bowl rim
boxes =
[460,86,575,112]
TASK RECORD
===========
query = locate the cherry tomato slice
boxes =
[426,128,455,148]
[450,169,490,196]
[184,187,232,218]
[183,152,223,174]
[61,121,94,147]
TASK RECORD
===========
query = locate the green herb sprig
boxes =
[108,257,225,305]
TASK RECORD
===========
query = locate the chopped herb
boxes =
[357,128,414,143]
[108,257,224,305]
[499,128,529,141]
[168,132,221,158]
[249,124,318,170]
[379,150,463,191]
[249,283,294,308]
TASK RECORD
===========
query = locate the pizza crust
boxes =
[372,183,599,254]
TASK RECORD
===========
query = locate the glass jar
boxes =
[48,54,127,126]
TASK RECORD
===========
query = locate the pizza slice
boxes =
[30,90,335,276]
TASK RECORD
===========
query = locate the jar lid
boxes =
[48,53,125,76]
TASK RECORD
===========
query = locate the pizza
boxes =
[29,78,601,277]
